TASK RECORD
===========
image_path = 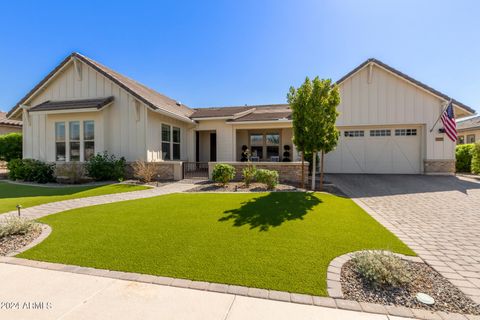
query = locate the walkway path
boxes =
[0,181,196,222]
[0,262,407,320]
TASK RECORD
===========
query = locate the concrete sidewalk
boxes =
[0,263,409,320]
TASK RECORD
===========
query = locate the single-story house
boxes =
[456,116,480,144]
[6,53,476,181]
[0,112,22,135]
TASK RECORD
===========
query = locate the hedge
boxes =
[455,144,475,173]
[0,133,22,162]
[472,143,480,174]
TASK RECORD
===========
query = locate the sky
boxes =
[1,0,479,113]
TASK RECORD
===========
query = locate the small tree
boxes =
[287,79,312,188]
[288,77,340,190]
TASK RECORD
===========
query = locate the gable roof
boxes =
[0,112,22,127]
[336,58,475,115]
[457,115,480,131]
[7,53,194,121]
[29,97,114,112]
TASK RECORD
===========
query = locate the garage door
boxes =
[324,127,421,174]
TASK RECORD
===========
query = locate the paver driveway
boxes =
[328,174,480,304]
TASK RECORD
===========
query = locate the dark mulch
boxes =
[0,228,42,256]
[341,260,480,315]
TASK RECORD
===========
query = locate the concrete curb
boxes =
[326,250,476,320]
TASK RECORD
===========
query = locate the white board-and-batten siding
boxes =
[21,60,188,162]
[334,64,455,161]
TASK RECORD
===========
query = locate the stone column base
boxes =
[423,159,455,175]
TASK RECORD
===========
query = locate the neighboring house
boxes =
[456,116,480,144]
[0,111,22,135]
[5,53,476,180]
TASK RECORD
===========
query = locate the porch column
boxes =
[232,127,237,162]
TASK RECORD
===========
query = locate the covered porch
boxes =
[235,127,298,162]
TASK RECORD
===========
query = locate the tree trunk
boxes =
[301,152,305,189]
[311,151,316,191]
[320,150,325,191]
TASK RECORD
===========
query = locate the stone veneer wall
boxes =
[423,159,455,174]
[125,161,183,181]
[208,162,309,185]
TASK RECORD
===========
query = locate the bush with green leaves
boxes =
[455,144,475,172]
[242,164,257,187]
[0,216,41,239]
[7,158,55,183]
[0,132,22,161]
[471,142,480,174]
[212,163,236,186]
[352,251,411,288]
[255,169,279,190]
[85,152,126,181]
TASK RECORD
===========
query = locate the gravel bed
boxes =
[341,260,480,315]
[186,181,302,192]
[0,228,42,256]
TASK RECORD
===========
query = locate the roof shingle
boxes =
[29,97,114,112]
[0,112,22,127]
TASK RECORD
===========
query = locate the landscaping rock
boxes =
[341,260,480,315]
[0,228,41,256]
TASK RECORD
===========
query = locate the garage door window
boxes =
[370,129,391,137]
[344,130,364,137]
[395,129,417,136]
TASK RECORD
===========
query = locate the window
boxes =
[172,127,181,160]
[344,130,364,137]
[395,129,417,136]
[250,134,263,146]
[249,133,280,160]
[55,122,66,161]
[69,121,80,161]
[457,136,465,144]
[162,124,171,160]
[370,129,391,137]
[83,121,95,161]
[467,134,476,144]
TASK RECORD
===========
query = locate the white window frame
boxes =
[161,123,182,161]
[55,120,95,162]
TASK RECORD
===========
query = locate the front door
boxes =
[210,133,217,161]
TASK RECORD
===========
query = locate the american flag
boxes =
[441,101,457,142]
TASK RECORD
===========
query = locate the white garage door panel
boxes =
[325,127,421,174]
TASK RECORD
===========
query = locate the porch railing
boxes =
[183,162,209,179]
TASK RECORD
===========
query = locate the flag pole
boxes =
[429,99,452,132]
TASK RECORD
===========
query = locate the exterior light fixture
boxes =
[16,204,22,217]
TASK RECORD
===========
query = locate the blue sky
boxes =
[1,0,479,113]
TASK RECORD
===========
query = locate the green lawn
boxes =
[19,192,414,296]
[0,181,149,214]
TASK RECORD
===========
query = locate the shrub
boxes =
[0,216,41,239]
[255,169,279,190]
[212,163,236,186]
[471,142,480,174]
[0,132,22,161]
[54,162,85,184]
[7,159,55,183]
[352,251,411,288]
[132,160,157,183]
[6,158,24,180]
[85,152,126,181]
[242,164,257,187]
[455,144,475,172]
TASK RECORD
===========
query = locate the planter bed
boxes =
[341,259,480,315]
[0,227,42,256]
